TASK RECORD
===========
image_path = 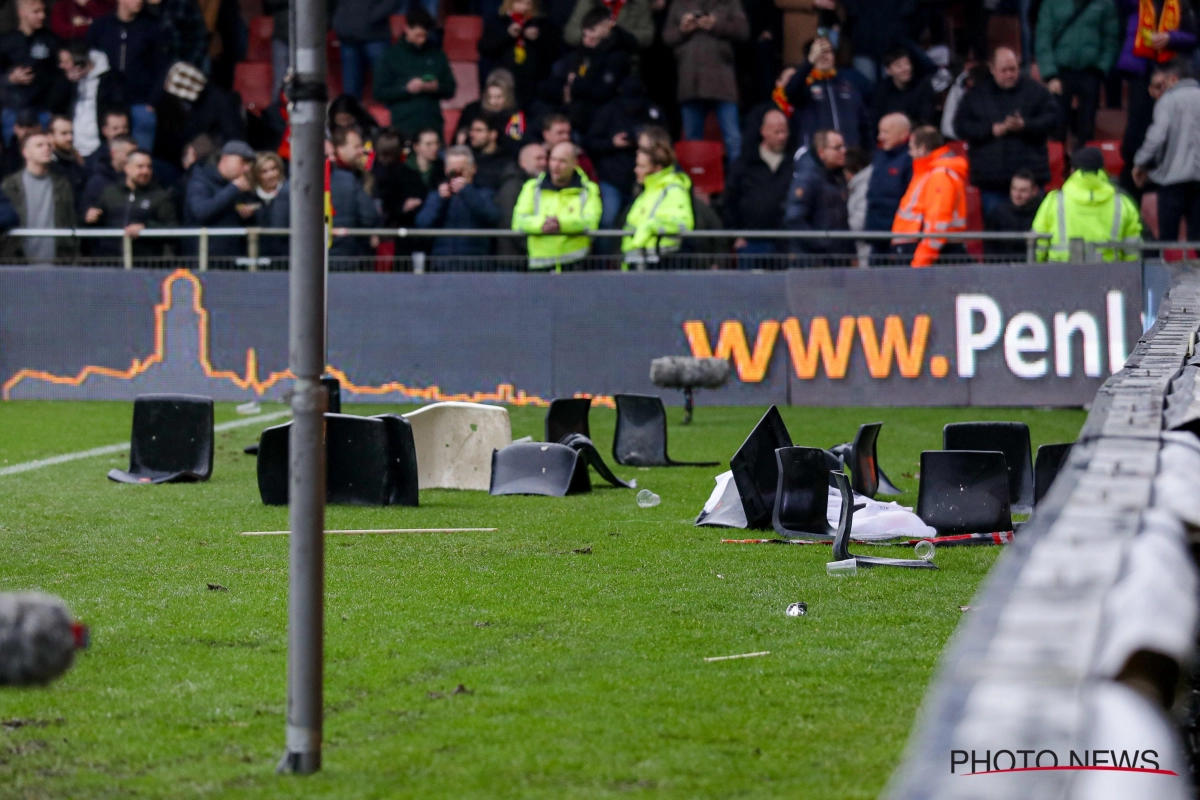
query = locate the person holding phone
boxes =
[414,145,500,263]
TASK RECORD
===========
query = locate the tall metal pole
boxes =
[278,0,327,775]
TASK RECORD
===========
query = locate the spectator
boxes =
[143,0,207,69]
[455,68,521,145]
[512,141,601,270]
[331,0,395,101]
[1036,0,1121,146]
[83,107,127,172]
[50,0,112,41]
[1116,0,1197,193]
[740,0,782,106]
[0,0,61,141]
[169,131,213,217]
[954,46,1061,217]
[182,139,255,258]
[374,8,456,140]
[872,47,937,128]
[413,145,500,259]
[1134,59,1200,244]
[1,129,78,261]
[261,0,288,99]
[984,169,1042,259]
[840,0,916,85]
[479,0,560,108]
[1033,145,1142,260]
[80,131,133,209]
[891,125,969,267]
[496,141,545,257]
[467,112,514,192]
[663,0,749,162]
[540,113,598,181]
[84,147,175,256]
[253,151,288,259]
[0,108,42,175]
[845,145,871,266]
[541,10,633,134]
[723,108,790,261]
[372,127,426,229]
[784,37,872,150]
[564,0,654,48]
[54,42,121,159]
[782,128,853,263]
[406,126,445,193]
[328,125,381,268]
[865,112,913,258]
[46,115,86,200]
[329,94,379,143]
[940,63,987,141]
[621,137,694,267]
[153,62,245,169]
[586,75,663,231]
[87,0,161,151]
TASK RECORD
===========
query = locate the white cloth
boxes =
[73,50,109,158]
[697,470,935,541]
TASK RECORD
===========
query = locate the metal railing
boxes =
[4,226,1197,272]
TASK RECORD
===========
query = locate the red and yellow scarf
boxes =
[601,0,627,21]
[805,67,837,85]
[511,12,527,64]
[771,85,793,118]
[1133,0,1181,62]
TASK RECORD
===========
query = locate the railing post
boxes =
[412,251,425,274]
[1025,234,1037,264]
[122,233,133,270]
[199,228,209,271]
[1068,237,1086,263]
[248,228,260,271]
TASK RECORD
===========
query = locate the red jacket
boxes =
[891,145,969,267]
[50,0,114,41]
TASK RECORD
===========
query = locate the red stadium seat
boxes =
[674,141,725,195]
[441,61,480,110]
[234,62,273,113]
[442,108,462,146]
[364,101,391,128]
[1085,139,1124,178]
[1094,108,1127,140]
[965,185,984,258]
[247,16,274,63]
[1047,140,1064,190]
[947,140,967,158]
[389,14,407,43]
[442,15,482,62]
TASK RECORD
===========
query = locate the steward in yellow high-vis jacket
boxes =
[1032,146,1142,262]
[622,142,694,268]
[512,143,602,271]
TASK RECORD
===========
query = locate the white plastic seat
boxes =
[402,402,512,490]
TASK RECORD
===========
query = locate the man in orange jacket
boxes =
[890,126,970,267]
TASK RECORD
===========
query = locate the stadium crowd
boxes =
[0,0,1195,268]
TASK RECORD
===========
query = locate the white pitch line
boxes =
[703,651,771,663]
[0,410,291,477]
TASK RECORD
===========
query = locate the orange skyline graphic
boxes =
[2,269,615,407]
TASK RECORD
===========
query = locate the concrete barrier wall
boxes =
[0,264,1141,406]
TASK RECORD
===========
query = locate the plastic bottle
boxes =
[914,540,936,562]
[636,489,661,508]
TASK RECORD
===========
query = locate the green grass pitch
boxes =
[0,401,1085,799]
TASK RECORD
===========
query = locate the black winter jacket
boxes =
[0,27,64,111]
[953,75,1062,191]
[783,148,853,255]
[722,146,791,231]
[585,79,665,195]
[784,63,872,150]
[87,13,163,105]
[984,192,1042,257]
[89,179,178,256]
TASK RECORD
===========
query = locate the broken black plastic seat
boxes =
[108,394,214,484]
[1034,442,1073,506]
[558,433,635,489]
[771,446,840,541]
[373,414,419,507]
[545,397,592,445]
[489,442,590,497]
[943,422,1035,514]
[830,471,937,569]
[916,450,1013,535]
[255,414,403,506]
[827,422,902,498]
[729,406,794,529]
[612,394,719,467]
[244,377,340,456]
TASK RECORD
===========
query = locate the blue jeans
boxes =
[340,38,390,100]
[2,109,50,147]
[598,182,625,254]
[680,100,741,163]
[736,239,779,270]
[130,105,156,152]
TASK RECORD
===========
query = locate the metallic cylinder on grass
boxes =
[278,0,328,775]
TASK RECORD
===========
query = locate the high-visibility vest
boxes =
[622,166,694,267]
[890,145,969,267]
[1032,170,1142,262]
[512,168,602,270]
